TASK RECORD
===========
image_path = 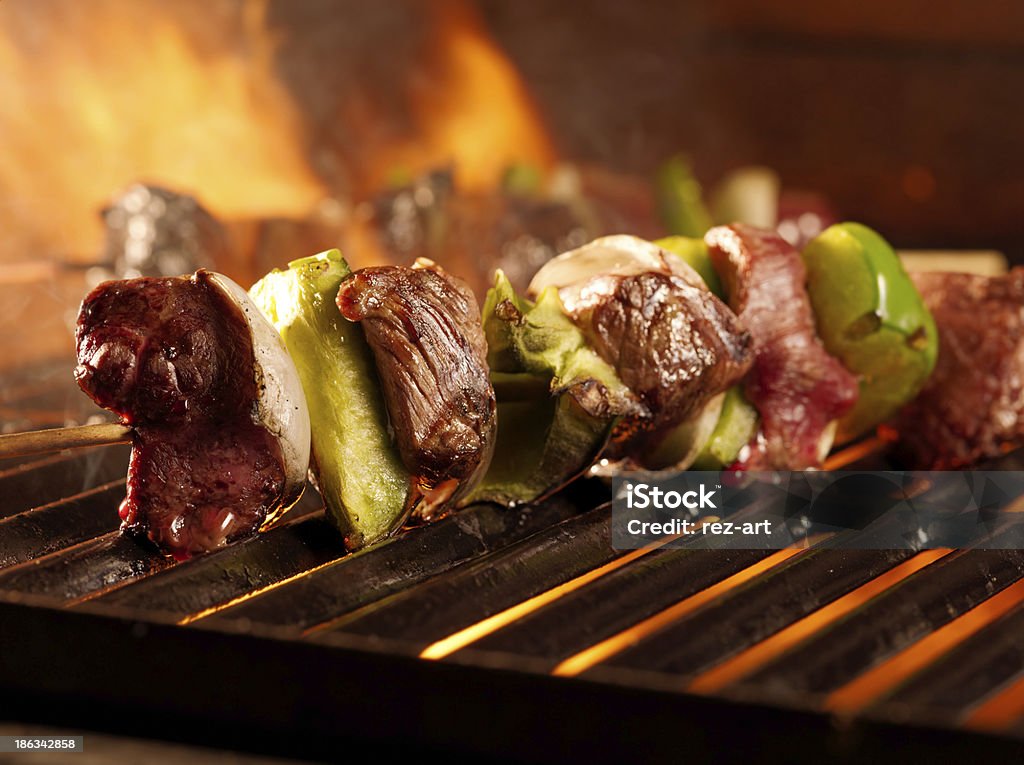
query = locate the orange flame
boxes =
[365,0,556,194]
[0,0,325,262]
[0,0,555,267]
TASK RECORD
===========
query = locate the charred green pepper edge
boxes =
[468,271,634,506]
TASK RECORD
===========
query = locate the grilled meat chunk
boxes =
[75,273,289,558]
[896,269,1024,468]
[706,224,859,469]
[575,270,753,453]
[527,234,752,463]
[337,260,496,517]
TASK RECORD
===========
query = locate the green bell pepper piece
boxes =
[468,272,635,506]
[249,249,411,549]
[802,223,939,442]
[692,386,759,469]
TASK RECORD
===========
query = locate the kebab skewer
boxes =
[1,223,1014,559]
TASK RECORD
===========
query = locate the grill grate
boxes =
[3,413,1024,760]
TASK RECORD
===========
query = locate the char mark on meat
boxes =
[573,270,753,454]
[75,273,286,558]
[896,269,1024,468]
[706,224,859,469]
[337,260,496,506]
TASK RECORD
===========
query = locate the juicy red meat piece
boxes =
[337,262,496,493]
[75,273,286,558]
[896,269,1024,468]
[706,224,859,469]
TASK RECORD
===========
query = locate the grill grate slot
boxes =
[0,445,129,520]
[0,480,126,568]
[585,547,918,678]
[192,489,589,631]
[727,547,1024,699]
[456,548,777,668]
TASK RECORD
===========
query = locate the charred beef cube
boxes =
[75,272,308,558]
[706,224,859,469]
[896,269,1024,468]
[337,260,496,519]
[579,270,753,455]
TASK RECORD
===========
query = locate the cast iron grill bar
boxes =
[86,512,346,617]
[453,547,777,668]
[0,445,129,520]
[0,532,176,603]
[559,491,1024,690]
[0,480,126,567]
[80,514,348,614]
[887,604,1024,726]
[192,488,592,630]
[142,497,578,625]
[198,492,603,632]
[583,547,921,677]
[319,497,789,654]
[0,484,325,603]
[312,507,630,654]
[823,577,1024,720]
[420,501,997,670]
[727,547,1024,699]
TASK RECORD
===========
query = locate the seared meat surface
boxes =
[337,261,496,511]
[896,269,1024,468]
[75,273,286,558]
[707,224,859,469]
[574,270,753,452]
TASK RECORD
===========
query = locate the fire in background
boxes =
[0,0,553,267]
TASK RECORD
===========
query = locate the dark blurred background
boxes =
[270,0,1024,257]
[478,0,1024,255]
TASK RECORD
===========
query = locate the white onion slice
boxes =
[527,234,708,315]
[206,272,312,508]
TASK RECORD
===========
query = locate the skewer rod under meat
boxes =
[0,422,131,459]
